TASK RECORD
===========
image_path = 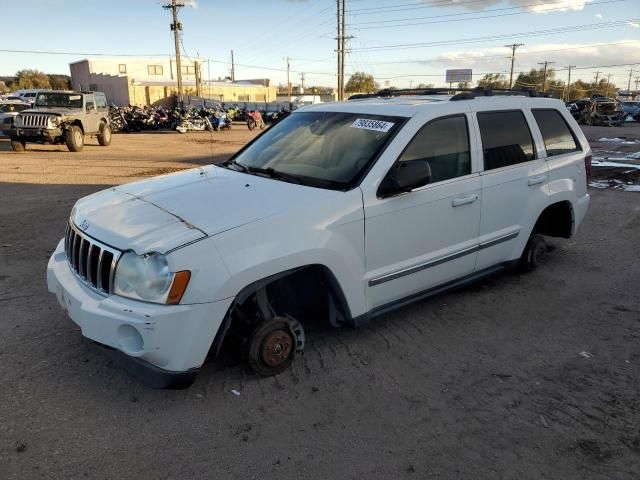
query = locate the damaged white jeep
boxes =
[47,89,591,388]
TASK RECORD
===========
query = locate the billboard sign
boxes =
[446,69,472,83]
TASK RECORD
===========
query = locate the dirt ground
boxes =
[1,125,639,479]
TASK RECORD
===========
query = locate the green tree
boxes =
[345,72,378,93]
[416,83,434,88]
[13,69,51,90]
[567,79,590,101]
[477,73,509,89]
[457,81,470,89]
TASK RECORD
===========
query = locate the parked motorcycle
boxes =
[211,111,232,131]
[175,115,213,134]
[247,111,265,130]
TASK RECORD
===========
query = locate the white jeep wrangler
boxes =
[47,89,590,388]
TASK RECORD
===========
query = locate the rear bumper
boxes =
[47,239,234,387]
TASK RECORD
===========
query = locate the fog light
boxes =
[117,324,144,354]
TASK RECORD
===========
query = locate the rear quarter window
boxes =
[532,109,580,157]
[477,110,535,170]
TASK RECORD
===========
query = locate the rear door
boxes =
[471,106,548,271]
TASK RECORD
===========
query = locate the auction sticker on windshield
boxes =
[350,118,395,133]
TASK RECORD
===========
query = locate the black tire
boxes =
[65,125,84,152]
[519,234,547,272]
[97,122,112,146]
[246,318,297,376]
[247,119,255,131]
[10,138,25,152]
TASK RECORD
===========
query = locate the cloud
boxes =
[628,21,640,28]
[426,40,640,75]
[433,0,587,13]
[183,0,198,8]
[594,13,603,19]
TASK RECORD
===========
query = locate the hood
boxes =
[73,165,342,253]
[20,107,73,116]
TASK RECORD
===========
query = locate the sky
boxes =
[1,0,639,90]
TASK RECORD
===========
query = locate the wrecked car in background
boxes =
[579,97,625,127]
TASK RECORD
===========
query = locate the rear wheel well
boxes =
[212,265,351,356]
[532,201,573,239]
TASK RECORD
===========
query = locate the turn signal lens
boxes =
[167,271,191,305]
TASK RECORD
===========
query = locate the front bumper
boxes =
[47,240,233,387]
[16,127,62,140]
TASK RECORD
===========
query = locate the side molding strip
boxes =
[368,231,519,287]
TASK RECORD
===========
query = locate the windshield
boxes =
[35,93,83,108]
[229,111,404,189]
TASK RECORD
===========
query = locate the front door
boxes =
[84,94,100,133]
[363,113,482,310]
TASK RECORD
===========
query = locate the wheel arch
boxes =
[210,263,353,356]
[531,199,575,239]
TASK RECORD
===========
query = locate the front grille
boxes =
[64,222,120,294]
[17,114,52,128]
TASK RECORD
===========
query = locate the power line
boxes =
[349,19,640,51]
[349,0,628,29]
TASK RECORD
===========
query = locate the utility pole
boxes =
[592,70,602,96]
[300,72,305,91]
[538,61,554,93]
[194,61,201,97]
[287,56,291,97]
[635,76,640,94]
[627,68,634,95]
[564,65,576,101]
[505,43,524,89]
[231,50,235,82]
[163,0,185,109]
[336,0,342,100]
[341,0,346,101]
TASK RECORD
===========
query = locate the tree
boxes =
[477,73,509,89]
[416,83,434,89]
[567,79,590,101]
[48,75,71,90]
[457,81,470,89]
[345,72,378,93]
[13,69,51,90]
[515,68,562,93]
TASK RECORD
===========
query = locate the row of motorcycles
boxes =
[109,105,290,134]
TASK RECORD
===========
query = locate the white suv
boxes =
[47,90,591,388]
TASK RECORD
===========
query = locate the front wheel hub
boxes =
[261,329,293,367]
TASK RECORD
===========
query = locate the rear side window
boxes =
[95,94,107,109]
[532,109,580,157]
[398,115,471,183]
[477,110,535,170]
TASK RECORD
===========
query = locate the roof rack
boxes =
[348,87,548,101]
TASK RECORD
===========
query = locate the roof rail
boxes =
[348,87,548,101]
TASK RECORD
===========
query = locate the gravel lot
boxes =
[1,124,639,479]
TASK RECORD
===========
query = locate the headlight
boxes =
[113,251,190,304]
[48,117,60,127]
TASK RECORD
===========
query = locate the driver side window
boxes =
[399,115,471,183]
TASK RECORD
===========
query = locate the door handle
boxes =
[528,175,546,186]
[452,193,479,207]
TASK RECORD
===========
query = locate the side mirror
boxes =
[379,159,432,197]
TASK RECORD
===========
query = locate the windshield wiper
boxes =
[223,159,249,173]
[246,166,303,185]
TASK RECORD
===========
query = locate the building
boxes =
[70,57,277,106]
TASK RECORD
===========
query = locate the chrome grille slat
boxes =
[18,114,54,129]
[64,221,120,295]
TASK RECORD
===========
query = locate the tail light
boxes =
[584,154,592,183]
